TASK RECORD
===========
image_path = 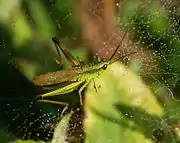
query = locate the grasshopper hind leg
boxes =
[37,99,69,116]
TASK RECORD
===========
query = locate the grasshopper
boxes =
[33,31,133,114]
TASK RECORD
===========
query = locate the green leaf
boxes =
[51,112,72,143]
[84,62,163,143]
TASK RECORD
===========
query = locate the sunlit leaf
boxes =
[84,62,163,143]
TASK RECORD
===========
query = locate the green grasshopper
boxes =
[33,31,133,113]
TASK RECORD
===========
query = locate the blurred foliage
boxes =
[0,0,180,143]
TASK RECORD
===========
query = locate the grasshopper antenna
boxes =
[109,31,128,61]
[109,30,136,64]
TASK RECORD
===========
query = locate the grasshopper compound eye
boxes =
[102,64,108,70]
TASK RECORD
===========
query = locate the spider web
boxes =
[0,0,180,142]
[84,0,180,142]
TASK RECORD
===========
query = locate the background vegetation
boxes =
[0,0,180,142]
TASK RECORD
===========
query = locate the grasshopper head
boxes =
[94,60,115,77]
[86,60,110,73]
[95,58,120,72]
[94,60,111,72]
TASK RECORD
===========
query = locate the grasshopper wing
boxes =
[33,69,81,86]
